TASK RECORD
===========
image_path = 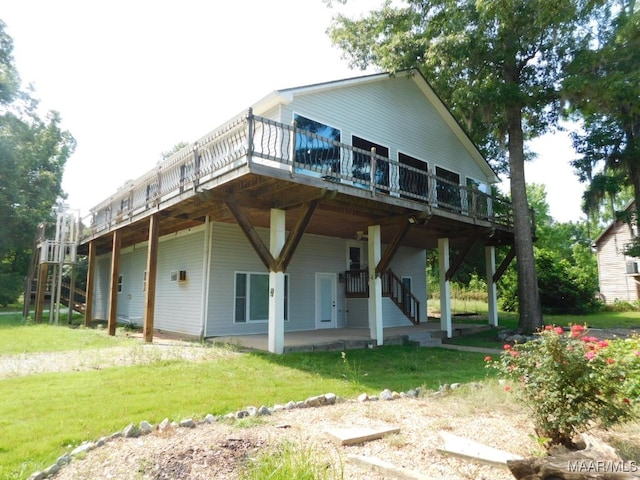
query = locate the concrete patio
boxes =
[207,321,491,353]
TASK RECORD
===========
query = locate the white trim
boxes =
[315,272,337,329]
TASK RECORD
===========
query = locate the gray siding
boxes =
[278,77,491,185]
[596,222,639,303]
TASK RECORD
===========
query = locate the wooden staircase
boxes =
[344,269,420,325]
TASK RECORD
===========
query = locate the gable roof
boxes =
[251,69,499,183]
[594,201,636,245]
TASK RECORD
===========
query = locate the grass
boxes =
[0,313,135,355]
[0,341,490,479]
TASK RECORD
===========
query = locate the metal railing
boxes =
[83,110,514,238]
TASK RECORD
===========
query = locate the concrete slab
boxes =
[438,431,523,468]
[325,426,400,446]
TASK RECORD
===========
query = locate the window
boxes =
[234,272,289,323]
[435,166,461,210]
[293,114,341,175]
[465,177,489,215]
[399,152,428,199]
[117,274,123,294]
[352,136,389,191]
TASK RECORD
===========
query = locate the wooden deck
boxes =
[79,111,522,256]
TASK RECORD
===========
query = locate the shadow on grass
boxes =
[250,344,493,394]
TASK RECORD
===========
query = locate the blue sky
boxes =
[3,0,585,223]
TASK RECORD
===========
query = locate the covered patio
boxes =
[207,321,489,353]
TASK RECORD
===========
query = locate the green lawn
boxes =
[0,334,490,480]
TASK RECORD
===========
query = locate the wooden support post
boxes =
[485,246,498,327]
[368,225,383,345]
[438,237,452,338]
[67,264,76,324]
[107,230,121,336]
[34,262,48,323]
[84,241,96,327]
[143,214,159,343]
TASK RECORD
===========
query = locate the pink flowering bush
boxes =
[487,325,640,448]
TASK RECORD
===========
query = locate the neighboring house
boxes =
[71,69,521,353]
[594,203,640,304]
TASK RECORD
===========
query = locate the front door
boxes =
[316,273,336,329]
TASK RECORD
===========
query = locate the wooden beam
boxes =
[143,214,159,343]
[493,247,516,283]
[84,241,96,327]
[375,218,414,277]
[34,262,48,323]
[107,230,121,336]
[446,238,479,281]
[224,199,275,270]
[275,199,320,272]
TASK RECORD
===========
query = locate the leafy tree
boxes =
[564,2,640,248]
[0,20,75,305]
[327,0,604,332]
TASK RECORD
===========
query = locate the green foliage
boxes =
[241,441,341,480]
[488,326,640,448]
[0,273,22,307]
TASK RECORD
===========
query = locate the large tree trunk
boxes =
[506,100,543,334]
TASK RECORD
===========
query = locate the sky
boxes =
[3,0,586,224]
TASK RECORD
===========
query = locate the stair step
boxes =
[417,338,443,347]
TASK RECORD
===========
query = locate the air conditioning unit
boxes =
[625,262,638,274]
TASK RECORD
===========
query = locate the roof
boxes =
[593,200,636,245]
[251,69,499,184]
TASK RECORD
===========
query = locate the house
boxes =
[593,203,640,303]
[73,69,521,353]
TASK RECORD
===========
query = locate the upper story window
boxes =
[293,114,341,175]
[435,166,461,210]
[399,152,428,199]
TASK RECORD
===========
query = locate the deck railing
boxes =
[83,110,514,238]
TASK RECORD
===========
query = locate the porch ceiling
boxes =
[81,171,515,256]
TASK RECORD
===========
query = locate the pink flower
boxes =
[504,385,511,392]
[635,351,640,357]
[570,324,585,337]
[503,344,512,350]
[585,351,596,361]
[606,358,615,364]
[554,327,564,335]
[598,340,609,348]
[623,398,631,405]
[484,355,492,362]
[509,350,520,357]
[544,325,553,331]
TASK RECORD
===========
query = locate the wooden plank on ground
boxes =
[438,431,523,469]
[325,426,400,446]
[347,454,427,480]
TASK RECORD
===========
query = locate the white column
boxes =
[485,245,498,327]
[368,225,383,345]
[268,209,286,354]
[438,237,452,338]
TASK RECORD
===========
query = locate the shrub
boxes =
[487,326,640,448]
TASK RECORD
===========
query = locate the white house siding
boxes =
[278,77,491,185]
[92,256,111,320]
[596,222,640,303]
[153,229,205,336]
[205,223,349,337]
[345,246,426,328]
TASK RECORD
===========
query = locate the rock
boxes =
[56,454,71,466]
[380,389,393,401]
[257,405,271,416]
[450,383,461,390]
[43,463,60,476]
[70,442,94,456]
[284,401,296,410]
[246,406,258,416]
[140,421,153,435]
[179,418,196,428]
[204,413,216,423]
[406,389,418,397]
[272,404,285,412]
[108,431,123,441]
[95,438,106,447]
[295,401,307,408]
[235,410,249,419]
[369,396,379,401]
[305,395,327,408]
[324,393,337,405]
[391,391,401,399]
[123,423,141,438]
[357,393,369,402]
[27,472,45,480]
[158,418,172,432]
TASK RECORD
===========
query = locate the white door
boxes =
[316,273,337,329]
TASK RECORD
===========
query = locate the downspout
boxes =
[199,216,212,341]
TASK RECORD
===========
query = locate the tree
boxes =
[564,2,640,238]
[327,0,603,332]
[0,20,76,305]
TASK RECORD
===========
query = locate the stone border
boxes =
[27,386,429,480]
